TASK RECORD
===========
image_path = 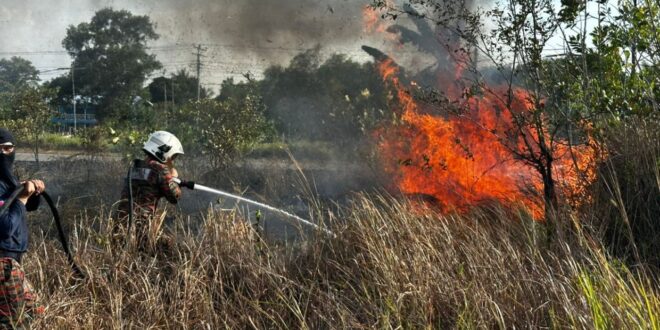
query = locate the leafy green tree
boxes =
[0,57,39,93]
[217,77,257,102]
[59,8,161,121]
[148,69,211,104]
[170,93,273,169]
[558,0,660,263]
[223,47,391,146]
[0,86,56,167]
[46,75,74,105]
[316,54,393,142]
[563,0,659,120]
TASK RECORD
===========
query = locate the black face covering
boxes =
[0,128,18,189]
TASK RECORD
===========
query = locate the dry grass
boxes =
[22,194,659,329]
[590,115,660,265]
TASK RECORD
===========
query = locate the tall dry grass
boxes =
[22,194,659,329]
[590,115,660,266]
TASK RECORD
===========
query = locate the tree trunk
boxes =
[542,161,558,243]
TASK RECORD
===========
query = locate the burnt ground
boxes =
[15,153,385,241]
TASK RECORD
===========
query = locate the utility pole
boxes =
[163,81,167,104]
[71,61,76,133]
[194,44,206,101]
[161,70,168,105]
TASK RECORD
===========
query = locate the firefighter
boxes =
[0,128,45,327]
[115,131,184,251]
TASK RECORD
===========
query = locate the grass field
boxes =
[23,194,658,329]
[12,117,659,329]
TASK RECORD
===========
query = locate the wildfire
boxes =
[375,59,598,219]
[361,6,599,218]
[363,6,386,34]
[362,6,400,45]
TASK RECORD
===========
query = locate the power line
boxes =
[0,42,371,56]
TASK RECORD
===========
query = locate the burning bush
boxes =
[359,2,606,221]
[373,59,598,220]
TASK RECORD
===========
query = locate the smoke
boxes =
[361,0,494,87]
[150,1,365,51]
[0,0,378,82]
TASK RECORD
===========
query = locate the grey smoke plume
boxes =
[150,0,367,50]
[0,0,376,74]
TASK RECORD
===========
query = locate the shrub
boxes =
[170,94,273,168]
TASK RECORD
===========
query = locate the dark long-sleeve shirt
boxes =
[0,181,39,253]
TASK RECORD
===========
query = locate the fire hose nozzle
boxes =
[173,177,195,190]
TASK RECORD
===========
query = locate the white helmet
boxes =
[143,131,184,163]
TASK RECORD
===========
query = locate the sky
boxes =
[0,0,601,93]
[0,0,386,92]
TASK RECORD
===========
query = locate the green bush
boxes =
[169,93,273,168]
[38,132,84,150]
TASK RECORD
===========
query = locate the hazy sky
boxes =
[0,0,597,93]
[0,0,388,91]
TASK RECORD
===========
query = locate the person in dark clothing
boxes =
[115,131,184,251]
[0,128,45,328]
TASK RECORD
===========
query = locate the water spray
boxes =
[173,178,336,237]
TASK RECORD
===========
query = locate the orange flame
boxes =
[362,6,400,45]
[375,59,598,219]
[363,6,386,34]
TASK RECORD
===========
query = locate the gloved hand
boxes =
[19,179,45,205]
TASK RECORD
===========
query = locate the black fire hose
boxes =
[41,191,85,278]
[0,186,24,217]
[0,186,85,279]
